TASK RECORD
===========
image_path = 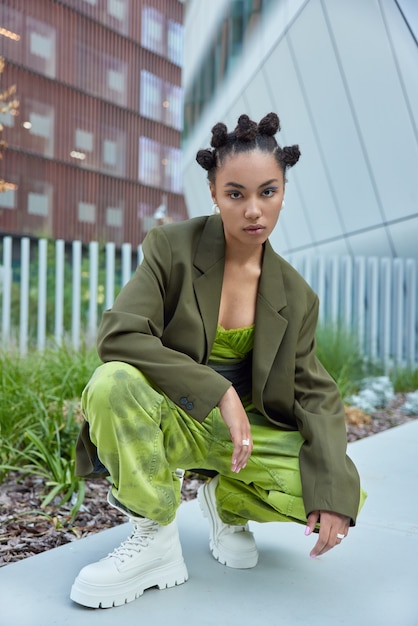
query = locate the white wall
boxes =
[182,0,418,260]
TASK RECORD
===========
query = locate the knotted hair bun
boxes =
[258,112,280,136]
[195,148,216,172]
[234,114,258,142]
[280,144,301,168]
[210,122,229,148]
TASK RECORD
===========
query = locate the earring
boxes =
[281,200,285,210]
[212,203,220,214]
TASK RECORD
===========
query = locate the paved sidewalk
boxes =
[1,420,417,626]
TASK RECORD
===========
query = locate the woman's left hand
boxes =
[305,510,350,558]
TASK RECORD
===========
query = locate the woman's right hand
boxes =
[218,386,253,473]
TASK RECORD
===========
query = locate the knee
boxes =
[82,361,142,414]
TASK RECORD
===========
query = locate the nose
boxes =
[244,198,262,219]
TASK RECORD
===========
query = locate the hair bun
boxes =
[281,144,301,168]
[234,114,258,142]
[210,122,229,148]
[258,112,280,136]
[196,148,216,171]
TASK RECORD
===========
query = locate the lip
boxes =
[244,225,265,234]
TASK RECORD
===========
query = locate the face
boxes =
[210,149,285,249]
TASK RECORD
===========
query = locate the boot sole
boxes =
[197,482,258,569]
[70,558,188,608]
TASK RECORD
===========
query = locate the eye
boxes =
[262,187,277,197]
[228,191,242,199]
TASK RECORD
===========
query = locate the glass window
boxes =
[0,7,23,65]
[140,71,163,122]
[138,136,161,187]
[167,20,183,66]
[141,7,165,56]
[162,146,182,194]
[25,17,56,78]
[0,183,17,209]
[23,101,54,157]
[78,201,96,223]
[163,83,183,130]
[0,110,15,128]
[106,206,123,228]
[75,128,93,152]
[101,128,126,175]
[103,139,117,166]
[28,192,49,216]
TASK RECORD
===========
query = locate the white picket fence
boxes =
[1,235,417,365]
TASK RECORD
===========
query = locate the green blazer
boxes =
[77,215,361,523]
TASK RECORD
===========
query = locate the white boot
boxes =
[70,493,188,608]
[197,475,258,569]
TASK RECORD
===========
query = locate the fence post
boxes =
[19,237,30,356]
[87,241,99,345]
[72,241,82,351]
[1,236,12,349]
[105,242,115,310]
[37,239,48,351]
[54,240,65,346]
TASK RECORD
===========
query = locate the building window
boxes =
[75,128,93,152]
[26,17,56,78]
[0,184,17,209]
[101,128,126,175]
[140,70,163,122]
[141,7,165,56]
[167,20,183,66]
[106,206,123,228]
[0,110,15,128]
[78,201,96,223]
[24,101,54,158]
[138,136,161,187]
[163,146,182,193]
[28,191,49,216]
[164,83,183,130]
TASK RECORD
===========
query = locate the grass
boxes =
[0,328,416,520]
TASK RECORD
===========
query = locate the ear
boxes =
[209,183,217,204]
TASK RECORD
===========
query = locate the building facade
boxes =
[182,0,418,261]
[0,0,187,247]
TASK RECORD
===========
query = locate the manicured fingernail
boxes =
[304,526,310,536]
[310,554,317,559]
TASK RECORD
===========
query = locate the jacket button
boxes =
[186,401,194,410]
[180,397,188,406]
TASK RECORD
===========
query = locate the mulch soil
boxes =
[1,393,416,567]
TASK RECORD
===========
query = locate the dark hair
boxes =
[196,112,301,184]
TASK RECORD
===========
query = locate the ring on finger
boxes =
[336,533,345,540]
[242,439,250,446]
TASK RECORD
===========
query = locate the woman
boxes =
[71,113,364,609]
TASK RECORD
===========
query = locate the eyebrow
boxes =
[223,179,279,190]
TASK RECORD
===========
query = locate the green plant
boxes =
[315,322,370,398]
[390,365,418,393]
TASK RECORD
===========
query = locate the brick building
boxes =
[0,0,187,247]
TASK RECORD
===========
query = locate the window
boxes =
[0,110,15,128]
[28,191,49,216]
[0,183,17,209]
[106,206,123,228]
[164,83,183,130]
[140,71,163,122]
[25,17,56,78]
[101,127,126,175]
[167,20,183,66]
[78,201,96,223]
[141,7,165,56]
[162,146,182,193]
[24,101,54,157]
[138,136,161,187]
[75,128,93,152]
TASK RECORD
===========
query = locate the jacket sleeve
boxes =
[293,297,361,525]
[96,226,230,422]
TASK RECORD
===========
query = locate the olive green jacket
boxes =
[77,215,361,523]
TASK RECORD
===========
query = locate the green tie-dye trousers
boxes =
[81,361,312,526]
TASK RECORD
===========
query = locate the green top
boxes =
[209,324,255,362]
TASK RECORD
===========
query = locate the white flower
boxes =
[401,390,418,415]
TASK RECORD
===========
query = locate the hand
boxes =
[218,386,253,473]
[305,510,350,558]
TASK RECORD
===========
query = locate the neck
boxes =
[225,239,264,269]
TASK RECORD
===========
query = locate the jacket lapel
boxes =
[253,242,288,398]
[193,216,225,360]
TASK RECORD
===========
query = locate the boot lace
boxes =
[107,518,160,562]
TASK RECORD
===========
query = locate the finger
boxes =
[231,438,253,473]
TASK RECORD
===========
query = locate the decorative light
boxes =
[162,100,170,108]
[22,121,32,129]
[70,150,86,160]
[0,27,21,42]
